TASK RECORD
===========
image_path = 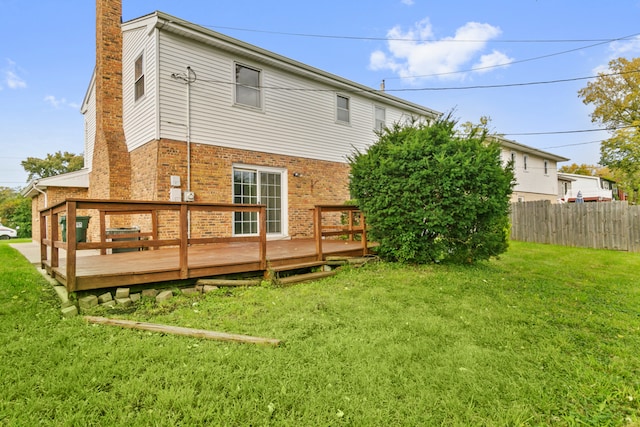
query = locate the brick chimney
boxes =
[90,0,131,200]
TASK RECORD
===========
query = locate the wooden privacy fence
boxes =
[510,200,640,252]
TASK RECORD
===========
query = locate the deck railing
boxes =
[313,204,368,261]
[39,199,267,291]
[39,200,368,291]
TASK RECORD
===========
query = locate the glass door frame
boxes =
[232,164,288,239]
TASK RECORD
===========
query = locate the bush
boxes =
[349,115,514,264]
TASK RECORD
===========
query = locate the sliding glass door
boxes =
[233,167,285,236]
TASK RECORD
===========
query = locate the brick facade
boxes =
[129,139,351,238]
[31,187,89,242]
[90,0,131,201]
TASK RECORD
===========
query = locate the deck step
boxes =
[196,278,261,288]
[270,261,326,272]
[277,270,336,286]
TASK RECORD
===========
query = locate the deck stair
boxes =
[266,260,331,283]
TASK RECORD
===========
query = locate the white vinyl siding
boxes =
[82,83,96,171]
[115,23,436,163]
[503,148,559,196]
[122,24,157,152]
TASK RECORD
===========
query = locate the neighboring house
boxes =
[21,169,90,242]
[557,172,618,202]
[75,1,441,241]
[497,137,569,203]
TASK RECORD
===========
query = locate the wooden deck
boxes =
[39,199,369,292]
[44,239,364,291]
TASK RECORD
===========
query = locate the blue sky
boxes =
[1,0,640,188]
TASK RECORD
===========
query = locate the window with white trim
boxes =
[235,64,261,108]
[510,151,516,166]
[523,154,528,171]
[544,160,549,175]
[375,106,386,130]
[337,95,350,123]
[134,54,145,101]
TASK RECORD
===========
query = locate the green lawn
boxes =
[1,240,639,426]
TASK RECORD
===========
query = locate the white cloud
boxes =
[473,50,512,73]
[609,35,640,57]
[2,59,27,90]
[401,0,415,5]
[369,18,512,81]
[44,95,79,109]
[590,35,640,75]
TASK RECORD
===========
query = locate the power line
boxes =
[540,140,603,149]
[188,68,639,93]
[205,24,635,44]
[383,32,640,79]
[204,23,640,79]
[504,125,634,137]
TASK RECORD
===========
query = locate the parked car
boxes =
[0,224,18,240]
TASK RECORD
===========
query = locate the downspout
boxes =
[33,181,47,207]
[186,66,193,195]
[186,66,193,241]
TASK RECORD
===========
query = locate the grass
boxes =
[1,239,639,426]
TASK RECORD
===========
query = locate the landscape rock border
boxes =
[57,284,220,318]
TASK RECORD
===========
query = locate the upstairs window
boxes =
[510,151,516,166]
[235,64,261,108]
[337,95,350,123]
[134,54,145,101]
[523,154,529,171]
[375,106,386,131]
[544,160,549,175]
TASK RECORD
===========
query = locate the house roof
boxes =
[557,172,616,184]
[116,11,442,120]
[495,136,570,162]
[21,168,90,198]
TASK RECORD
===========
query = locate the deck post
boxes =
[348,210,355,241]
[151,209,159,250]
[314,206,323,261]
[99,210,107,255]
[179,204,189,279]
[259,205,267,270]
[51,211,59,269]
[360,211,368,255]
[40,210,47,268]
[66,201,78,292]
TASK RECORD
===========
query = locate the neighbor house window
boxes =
[235,64,261,108]
[544,160,549,175]
[375,106,385,130]
[523,155,528,171]
[134,54,145,101]
[337,95,350,123]
[510,151,516,166]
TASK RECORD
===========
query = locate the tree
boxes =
[21,151,84,182]
[577,57,640,202]
[0,187,31,237]
[349,114,514,264]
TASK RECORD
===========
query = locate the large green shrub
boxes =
[349,115,514,264]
